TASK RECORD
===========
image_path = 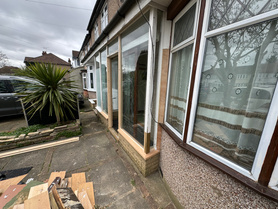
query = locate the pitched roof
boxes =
[72,50,79,59]
[0,66,20,75]
[24,52,71,66]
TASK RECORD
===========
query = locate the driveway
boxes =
[0,114,26,133]
[0,101,175,209]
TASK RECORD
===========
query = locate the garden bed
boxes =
[0,120,81,152]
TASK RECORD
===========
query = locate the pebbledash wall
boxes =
[160,130,278,208]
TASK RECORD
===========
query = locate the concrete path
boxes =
[0,102,175,209]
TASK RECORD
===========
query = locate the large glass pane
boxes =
[101,49,108,113]
[90,73,94,89]
[121,15,149,145]
[166,44,193,134]
[111,57,118,111]
[96,54,101,108]
[108,39,118,55]
[173,3,196,47]
[111,56,118,130]
[193,18,278,170]
[209,0,278,31]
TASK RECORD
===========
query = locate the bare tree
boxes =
[207,0,278,108]
[0,51,9,68]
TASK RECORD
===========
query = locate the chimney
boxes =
[42,51,47,55]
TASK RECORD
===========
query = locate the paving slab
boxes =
[1,149,47,171]
[50,141,88,172]
[0,157,10,170]
[87,157,150,209]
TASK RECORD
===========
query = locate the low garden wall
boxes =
[0,121,81,152]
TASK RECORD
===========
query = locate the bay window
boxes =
[161,0,278,197]
[165,1,199,136]
[188,0,278,177]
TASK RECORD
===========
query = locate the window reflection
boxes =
[194,18,278,170]
[121,15,149,145]
[209,0,278,30]
[101,49,108,113]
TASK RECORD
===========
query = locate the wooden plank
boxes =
[13,204,24,209]
[3,181,44,209]
[51,186,64,209]
[0,137,79,159]
[0,184,26,208]
[78,191,92,209]
[49,191,59,209]
[28,183,48,199]
[71,173,86,192]
[24,191,50,209]
[118,36,122,129]
[0,174,27,195]
[78,182,95,207]
[48,171,66,186]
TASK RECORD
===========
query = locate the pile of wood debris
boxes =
[0,170,95,209]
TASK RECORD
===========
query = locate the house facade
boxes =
[0,66,19,75]
[71,50,85,95]
[80,0,278,207]
[24,51,71,70]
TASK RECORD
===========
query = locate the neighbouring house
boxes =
[70,50,85,95]
[79,0,278,207]
[0,66,20,75]
[24,51,71,80]
[74,47,97,99]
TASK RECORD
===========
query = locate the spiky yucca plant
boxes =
[16,63,77,124]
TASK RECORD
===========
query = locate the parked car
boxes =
[0,75,34,117]
[0,75,84,117]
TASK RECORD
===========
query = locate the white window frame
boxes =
[164,0,200,139]
[186,0,278,180]
[101,4,108,31]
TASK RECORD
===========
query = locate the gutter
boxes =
[81,0,136,63]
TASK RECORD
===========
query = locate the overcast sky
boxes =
[0,0,96,67]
